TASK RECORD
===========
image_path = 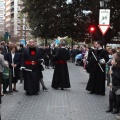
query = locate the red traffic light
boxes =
[90,26,95,32]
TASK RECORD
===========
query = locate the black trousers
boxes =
[3,78,9,92]
[109,89,120,110]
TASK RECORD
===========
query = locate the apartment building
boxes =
[0,0,4,34]
[4,0,30,39]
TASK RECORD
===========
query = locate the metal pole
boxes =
[9,69,12,93]
[90,33,92,47]
[45,37,47,46]
[91,36,92,47]
[24,13,27,44]
[20,69,23,83]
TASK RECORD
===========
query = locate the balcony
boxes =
[11,10,14,14]
[11,18,14,23]
[11,5,14,9]
[18,8,21,12]
[18,1,23,5]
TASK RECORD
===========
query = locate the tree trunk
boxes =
[20,19,23,39]
[45,37,47,46]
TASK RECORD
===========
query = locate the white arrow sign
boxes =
[99,9,110,25]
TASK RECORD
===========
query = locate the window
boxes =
[0,10,4,14]
[0,17,3,21]
[0,3,4,7]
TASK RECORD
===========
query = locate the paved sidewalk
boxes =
[1,62,116,120]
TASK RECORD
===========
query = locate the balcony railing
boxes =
[18,1,23,5]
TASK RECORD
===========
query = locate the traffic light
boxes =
[90,26,95,33]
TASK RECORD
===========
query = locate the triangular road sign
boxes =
[98,25,110,35]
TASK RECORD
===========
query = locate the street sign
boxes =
[98,25,110,35]
[98,9,110,35]
[99,9,110,25]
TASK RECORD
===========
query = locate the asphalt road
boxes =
[1,62,116,120]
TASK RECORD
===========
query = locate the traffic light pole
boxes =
[89,26,95,46]
[102,35,105,48]
[90,33,92,47]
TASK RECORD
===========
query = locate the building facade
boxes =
[4,0,30,40]
[0,0,5,34]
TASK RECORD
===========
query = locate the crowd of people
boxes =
[0,40,71,101]
[1,39,120,119]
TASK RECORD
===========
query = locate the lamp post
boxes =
[100,0,105,8]
[100,0,111,8]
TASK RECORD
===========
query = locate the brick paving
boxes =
[1,62,116,120]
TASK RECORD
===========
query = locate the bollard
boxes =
[9,69,12,93]
[20,69,23,83]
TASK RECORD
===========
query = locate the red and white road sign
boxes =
[98,25,110,35]
[98,9,110,35]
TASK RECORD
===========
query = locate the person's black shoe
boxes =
[26,92,30,95]
[101,93,105,96]
[42,86,48,91]
[89,92,94,94]
[3,91,9,94]
[35,92,38,95]
[32,92,38,95]
[111,109,119,114]
[53,87,58,90]
[13,89,19,92]
[106,108,113,113]
[1,94,4,97]
[61,88,64,90]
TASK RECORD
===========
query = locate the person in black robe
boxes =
[51,44,57,69]
[86,41,109,95]
[86,41,97,93]
[44,46,51,69]
[51,41,71,90]
[21,40,40,95]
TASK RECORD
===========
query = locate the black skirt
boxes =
[51,63,71,89]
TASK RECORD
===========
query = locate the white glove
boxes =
[20,67,25,70]
[5,61,9,67]
[41,59,44,63]
[99,59,106,64]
